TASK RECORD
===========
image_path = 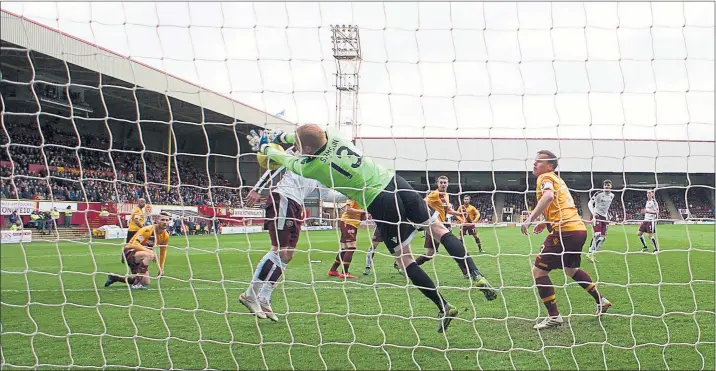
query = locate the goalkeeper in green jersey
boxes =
[249,125,497,333]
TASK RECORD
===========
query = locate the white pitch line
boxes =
[0,286,399,293]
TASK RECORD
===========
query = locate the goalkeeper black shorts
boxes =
[367,175,432,254]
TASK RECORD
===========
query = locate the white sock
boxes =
[589,233,601,253]
[595,237,606,251]
[259,281,276,302]
[259,255,287,302]
[366,245,375,268]
[247,251,278,298]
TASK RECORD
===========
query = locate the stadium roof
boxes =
[0,9,295,132]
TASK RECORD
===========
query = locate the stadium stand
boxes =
[2,117,242,207]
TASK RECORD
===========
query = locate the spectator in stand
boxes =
[29,210,41,230]
[9,219,21,231]
[41,210,51,234]
[171,218,180,236]
[51,207,60,231]
[64,205,72,227]
[8,210,19,228]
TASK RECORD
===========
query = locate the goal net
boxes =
[1,2,714,370]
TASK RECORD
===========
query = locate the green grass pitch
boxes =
[1,225,714,370]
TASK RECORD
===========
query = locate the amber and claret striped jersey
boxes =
[425,190,451,222]
[536,172,586,232]
[125,225,170,269]
[458,204,480,223]
[128,206,146,231]
[340,200,363,228]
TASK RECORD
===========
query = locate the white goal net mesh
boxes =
[1,2,714,370]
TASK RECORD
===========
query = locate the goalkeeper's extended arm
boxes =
[261,145,303,174]
[318,188,348,204]
[274,131,296,145]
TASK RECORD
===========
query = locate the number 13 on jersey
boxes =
[330,146,363,179]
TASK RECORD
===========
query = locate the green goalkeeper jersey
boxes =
[263,130,394,209]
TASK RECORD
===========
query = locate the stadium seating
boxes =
[2,117,713,223]
[1,118,242,207]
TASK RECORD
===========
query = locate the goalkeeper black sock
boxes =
[650,237,658,251]
[415,255,432,265]
[405,262,447,312]
[440,232,481,277]
[475,237,482,251]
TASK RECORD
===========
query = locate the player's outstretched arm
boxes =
[261,144,304,174]
[272,130,296,145]
[318,187,348,204]
[245,168,283,207]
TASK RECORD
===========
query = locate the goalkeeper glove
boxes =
[246,130,271,153]
[270,129,288,144]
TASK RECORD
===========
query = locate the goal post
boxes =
[1,2,714,371]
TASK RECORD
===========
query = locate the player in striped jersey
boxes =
[239,147,347,321]
[586,180,615,262]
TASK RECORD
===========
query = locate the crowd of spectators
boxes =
[669,188,715,219]
[446,193,495,223]
[498,187,715,222]
[1,118,244,207]
[502,192,538,215]
[466,193,495,223]
[618,190,670,221]
[2,119,714,222]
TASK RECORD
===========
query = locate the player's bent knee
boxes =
[564,267,578,277]
[531,265,549,278]
[278,249,295,264]
[428,222,448,237]
[393,244,413,259]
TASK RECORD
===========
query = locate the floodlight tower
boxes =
[331,25,362,140]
